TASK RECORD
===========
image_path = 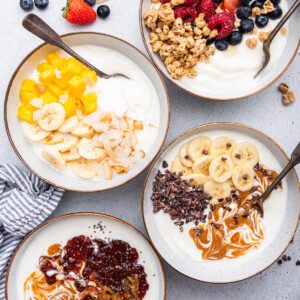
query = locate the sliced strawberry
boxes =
[223,0,241,13]
[173,5,198,23]
[208,11,235,39]
[196,0,215,22]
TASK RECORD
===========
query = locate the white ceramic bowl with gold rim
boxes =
[5,32,170,192]
[139,0,300,100]
[142,123,300,282]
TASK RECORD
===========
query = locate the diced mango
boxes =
[46,52,64,68]
[42,91,58,105]
[60,58,83,79]
[68,76,86,98]
[63,97,77,118]
[20,91,38,104]
[37,62,54,73]
[48,84,63,98]
[18,104,34,123]
[75,98,84,111]
[39,69,56,86]
[81,68,97,86]
[83,93,97,115]
[54,78,69,90]
[20,79,36,94]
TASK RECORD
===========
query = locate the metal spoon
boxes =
[254,142,300,217]
[254,0,300,78]
[22,14,129,80]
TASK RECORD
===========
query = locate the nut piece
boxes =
[246,38,258,49]
[282,91,296,106]
[278,82,289,94]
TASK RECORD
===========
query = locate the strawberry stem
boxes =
[62,0,71,18]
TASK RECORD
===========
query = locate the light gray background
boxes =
[0,1,299,299]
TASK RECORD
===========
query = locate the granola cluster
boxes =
[252,0,275,16]
[278,83,296,106]
[144,3,216,79]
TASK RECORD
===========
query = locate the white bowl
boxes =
[5,32,170,192]
[142,123,300,282]
[139,0,300,100]
[6,213,166,299]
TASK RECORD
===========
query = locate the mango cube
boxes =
[48,84,63,98]
[75,98,84,111]
[54,78,69,90]
[81,68,97,86]
[63,97,77,118]
[83,93,97,115]
[60,58,83,79]
[20,91,38,104]
[18,104,34,123]
[68,76,86,98]
[20,79,36,93]
[39,69,56,86]
[46,52,64,68]
[42,91,58,105]
[37,62,54,73]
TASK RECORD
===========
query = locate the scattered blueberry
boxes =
[206,38,216,46]
[239,18,254,33]
[214,39,229,51]
[270,0,281,4]
[227,31,243,45]
[97,5,110,18]
[239,0,251,5]
[84,0,96,6]
[20,0,33,11]
[237,6,252,19]
[268,4,282,20]
[251,0,264,8]
[255,15,269,27]
[34,0,48,9]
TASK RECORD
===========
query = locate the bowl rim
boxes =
[4,31,170,193]
[139,0,300,101]
[141,122,300,283]
[5,212,167,300]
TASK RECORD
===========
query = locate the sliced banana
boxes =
[42,146,66,170]
[179,143,193,167]
[184,173,210,186]
[55,135,79,152]
[71,158,98,179]
[232,165,255,192]
[58,116,79,134]
[62,150,81,162]
[171,156,192,176]
[209,155,234,183]
[71,121,95,138]
[232,142,259,167]
[78,138,107,160]
[210,137,237,158]
[43,132,64,145]
[204,181,231,204]
[38,103,65,131]
[187,136,211,161]
[192,156,213,176]
[24,123,50,141]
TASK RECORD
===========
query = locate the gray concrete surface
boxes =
[0,1,299,299]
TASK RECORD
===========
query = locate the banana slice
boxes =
[55,135,79,152]
[209,155,234,183]
[171,156,192,176]
[38,103,65,131]
[71,158,98,179]
[232,165,255,192]
[232,142,259,167]
[62,150,81,162]
[58,116,79,134]
[43,132,64,145]
[78,138,107,160]
[187,136,211,161]
[71,121,95,138]
[210,137,237,158]
[192,156,213,176]
[204,181,231,204]
[179,143,193,167]
[184,173,210,186]
[42,146,66,170]
[24,123,50,141]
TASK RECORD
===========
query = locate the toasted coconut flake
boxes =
[133,120,144,130]
[59,94,69,104]
[64,133,73,142]
[84,111,102,125]
[103,139,118,160]
[110,117,120,129]
[91,121,110,133]
[33,109,44,121]
[92,135,103,147]
[35,83,47,94]
[83,77,96,87]
[70,147,78,155]
[101,129,124,140]
[30,98,43,108]
[54,68,62,78]
[104,161,113,180]
[120,117,130,130]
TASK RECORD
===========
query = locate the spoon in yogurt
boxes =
[22,14,129,80]
[254,0,300,78]
[254,142,300,217]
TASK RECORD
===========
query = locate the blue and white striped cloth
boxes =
[0,165,64,298]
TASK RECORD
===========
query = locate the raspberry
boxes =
[208,12,235,39]
[174,5,198,23]
[196,0,215,22]
[161,0,171,3]
[184,0,199,5]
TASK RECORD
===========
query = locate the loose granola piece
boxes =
[152,0,161,3]
[250,27,258,35]
[278,82,289,94]
[171,0,185,5]
[282,91,296,106]
[158,3,175,24]
[261,0,275,14]
[246,37,258,49]
[252,7,261,16]
[280,27,287,36]
[258,30,272,42]
[234,20,241,28]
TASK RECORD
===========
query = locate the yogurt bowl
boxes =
[5,32,170,192]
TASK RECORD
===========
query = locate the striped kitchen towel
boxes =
[0,165,64,298]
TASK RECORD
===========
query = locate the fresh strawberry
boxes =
[208,11,235,39]
[63,0,96,25]
[223,0,241,13]
[173,5,198,23]
[196,0,215,22]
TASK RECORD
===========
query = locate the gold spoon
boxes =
[22,14,129,80]
[254,0,300,78]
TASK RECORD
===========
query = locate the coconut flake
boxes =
[91,121,109,133]
[59,94,69,104]
[70,147,78,155]
[54,68,62,78]
[33,109,44,121]
[29,98,43,108]
[101,129,123,140]
[64,133,73,142]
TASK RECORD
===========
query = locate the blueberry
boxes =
[214,39,229,51]
[20,0,33,11]
[84,0,96,6]
[206,38,216,46]
[239,0,251,5]
[239,18,254,33]
[255,15,269,27]
[270,0,281,4]
[237,6,252,19]
[251,0,264,8]
[97,5,110,18]
[227,31,243,45]
[34,0,48,9]
[268,4,282,20]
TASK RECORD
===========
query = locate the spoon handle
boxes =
[22,13,110,79]
[260,142,300,202]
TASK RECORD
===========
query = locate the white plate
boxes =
[142,123,300,282]
[6,213,166,299]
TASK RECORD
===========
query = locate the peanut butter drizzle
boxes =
[189,166,281,260]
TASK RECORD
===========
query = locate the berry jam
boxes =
[39,235,149,299]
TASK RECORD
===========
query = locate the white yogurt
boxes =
[154,130,287,264]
